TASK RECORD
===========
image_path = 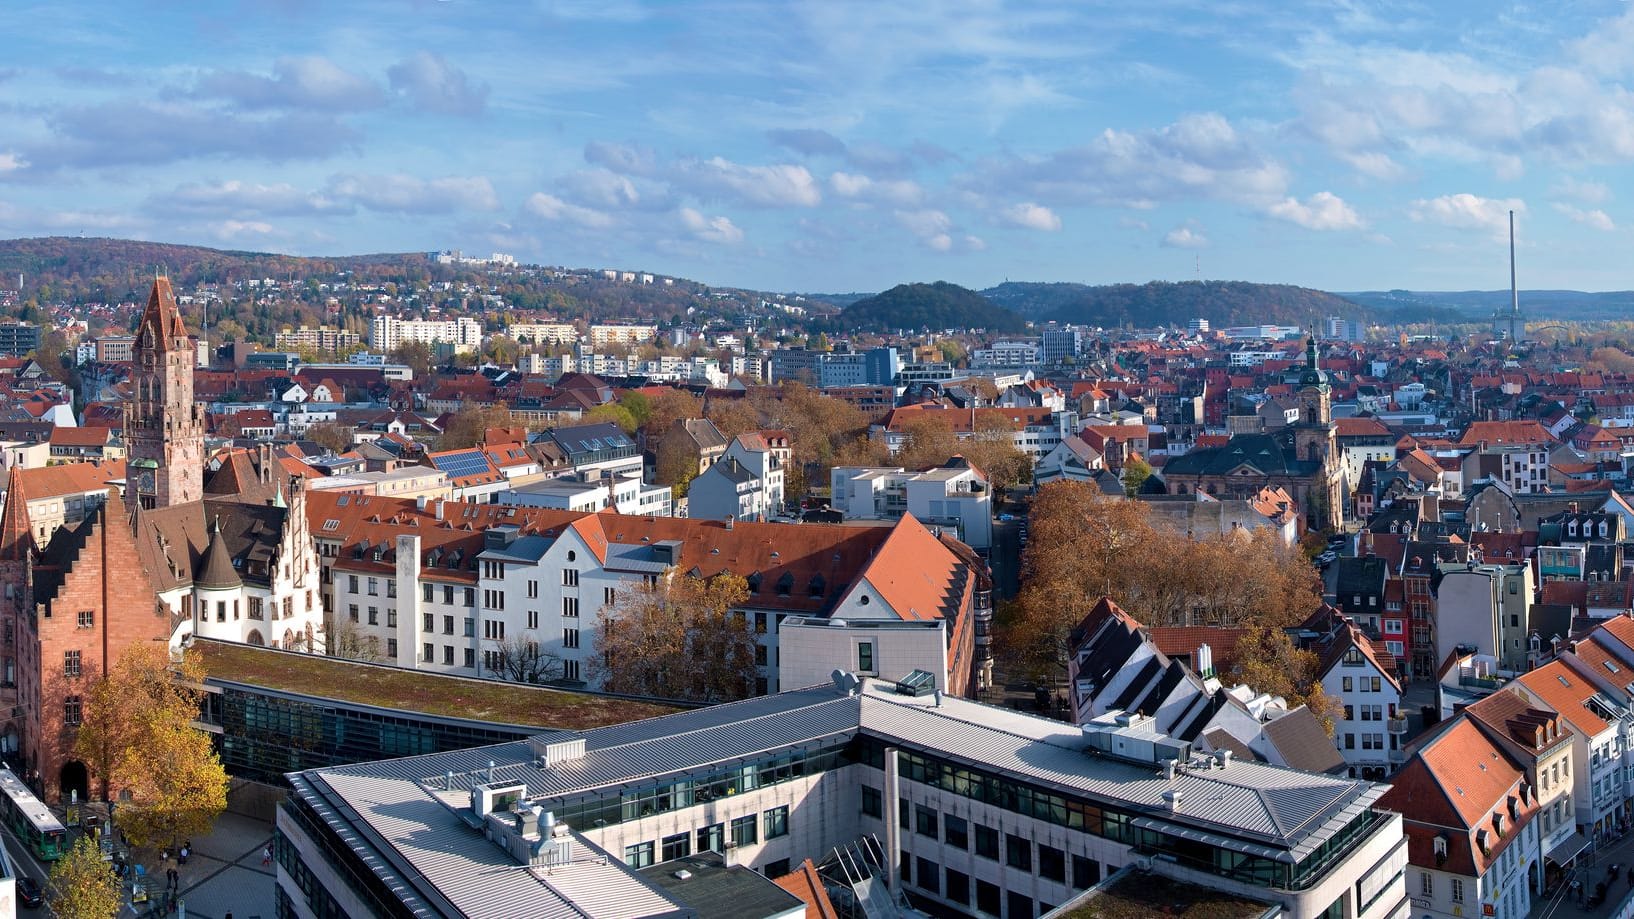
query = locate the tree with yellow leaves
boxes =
[48,834,121,919]
[74,645,228,849]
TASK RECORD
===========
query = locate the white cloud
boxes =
[387,51,488,116]
[674,157,821,207]
[1162,226,1207,248]
[896,208,951,242]
[678,207,744,244]
[1266,191,1363,231]
[999,201,1062,231]
[1288,22,1634,178]
[1339,151,1406,181]
[212,219,279,240]
[1408,194,1525,236]
[893,208,983,252]
[326,174,498,213]
[558,168,645,210]
[584,141,660,177]
[969,112,1288,209]
[1553,202,1616,231]
[1117,216,1150,231]
[195,56,384,112]
[524,192,615,229]
[828,171,923,206]
[162,180,345,216]
[1552,176,1611,204]
[0,152,26,173]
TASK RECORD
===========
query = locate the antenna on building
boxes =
[1507,210,1521,344]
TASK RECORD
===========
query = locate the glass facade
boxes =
[549,740,853,831]
[209,685,536,784]
[857,737,1386,893]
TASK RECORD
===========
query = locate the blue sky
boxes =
[4,1,1634,293]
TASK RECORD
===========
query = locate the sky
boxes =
[4,1,1634,294]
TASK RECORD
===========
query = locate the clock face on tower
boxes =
[134,468,156,496]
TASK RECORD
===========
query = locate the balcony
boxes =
[1387,716,1409,735]
[1388,747,1406,765]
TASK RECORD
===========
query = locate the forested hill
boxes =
[838,282,1028,333]
[0,237,426,303]
[982,280,1364,328]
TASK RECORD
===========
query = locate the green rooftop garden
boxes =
[192,639,681,730]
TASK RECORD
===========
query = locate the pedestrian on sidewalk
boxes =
[178,842,189,866]
[262,843,273,866]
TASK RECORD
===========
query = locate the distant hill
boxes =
[0,236,748,342]
[1341,288,1634,322]
[982,280,1364,329]
[839,282,1028,333]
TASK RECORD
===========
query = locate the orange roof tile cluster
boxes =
[309,493,970,621]
[1381,717,1536,877]
[1458,420,1553,447]
[1515,660,1610,735]
[773,860,840,919]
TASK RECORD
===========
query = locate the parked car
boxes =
[15,876,42,908]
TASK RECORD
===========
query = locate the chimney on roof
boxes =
[725,515,734,530]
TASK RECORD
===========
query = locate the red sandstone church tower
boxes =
[125,277,205,510]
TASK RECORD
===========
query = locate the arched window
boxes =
[246,629,265,647]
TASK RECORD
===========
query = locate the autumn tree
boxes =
[1006,484,1159,674]
[1004,483,1323,679]
[591,574,758,702]
[752,382,876,498]
[705,397,765,440]
[639,388,704,443]
[894,415,961,472]
[388,340,435,377]
[73,645,228,849]
[493,635,564,684]
[49,834,121,919]
[960,415,1032,494]
[436,401,513,450]
[305,421,354,454]
[1226,626,1340,734]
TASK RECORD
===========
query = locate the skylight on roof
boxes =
[1607,661,1622,674]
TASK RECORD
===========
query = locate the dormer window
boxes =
[1476,829,1490,853]
[1493,813,1506,837]
[1434,835,1448,865]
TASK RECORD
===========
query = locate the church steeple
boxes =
[125,278,205,510]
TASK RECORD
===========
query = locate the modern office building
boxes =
[279,676,1408,919]
[0,322,40,357]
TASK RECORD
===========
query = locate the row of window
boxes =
[900,848,1099,917]
[856,738,1383,892]
[622,807,790,869]
[550,743,850,831]
[886,792,1096,890]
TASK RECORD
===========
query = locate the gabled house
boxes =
[1380,717,1540,919]
[1299,606,1403,779]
